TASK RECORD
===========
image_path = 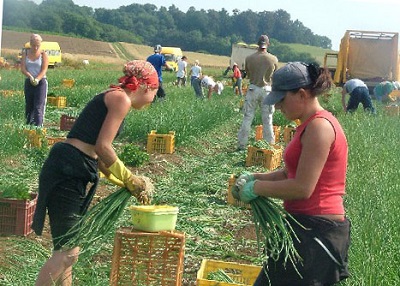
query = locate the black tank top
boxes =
[67,92,124,144]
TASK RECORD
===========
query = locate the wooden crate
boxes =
[245,145,282,170]
[197,259,262,286]
[226,174,251,209]
[110,227,185,286]
[255,125,281,142]
[146,130,175,154]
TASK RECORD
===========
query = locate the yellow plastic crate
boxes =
[226,174,251,209]
[245,145,282,170]
[196,259,262,286]
[23,128,47,148]
[283,126,296,144]
[255,125,281,142]
[47,96,67,108]
[129,205,179,232]
[46,136,65,146]
[385,105,399,116]
[62,78,75,88]
[146,130,175,154]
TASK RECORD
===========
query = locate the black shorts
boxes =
[32,142,98,250]
[254,215,351,286]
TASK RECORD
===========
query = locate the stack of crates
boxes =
[110,227,185,286]
[146,130,175,154]
[196,259,262,286]
[245,145,282,170]
[226,174,251,209]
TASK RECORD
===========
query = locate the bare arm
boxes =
[36,52,48,81]
[94,89,131,167]
[253,118,335,200]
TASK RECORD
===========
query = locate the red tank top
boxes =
[283,110,348,215]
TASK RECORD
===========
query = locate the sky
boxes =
[30,0,400,51]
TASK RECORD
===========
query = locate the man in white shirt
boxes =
[176,56,188,87]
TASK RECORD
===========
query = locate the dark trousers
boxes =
[347,86,375,113]
[192,77,204,98]
[24,78,48,126]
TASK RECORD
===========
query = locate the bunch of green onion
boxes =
[250,197,303,275]
[206,269,236,283]
[60,188,133,255]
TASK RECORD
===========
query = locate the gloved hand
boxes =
[237,172,255,185]
[107,158,133,185]
[126,175,154,205]
[236,180,258,203]
[105,173,125,188]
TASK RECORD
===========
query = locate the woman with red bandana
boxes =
[32,60,159,286]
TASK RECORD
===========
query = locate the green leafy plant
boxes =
[0,182,31,200]
[119,144,149,167]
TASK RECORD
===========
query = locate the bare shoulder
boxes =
[304,117,335,144]
[104,89,130,110]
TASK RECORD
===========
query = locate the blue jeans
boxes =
[192,77,204,99]
[347,86,375,113]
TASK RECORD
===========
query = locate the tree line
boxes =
[4,0,331,62]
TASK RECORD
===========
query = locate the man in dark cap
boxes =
[237,35,278,150]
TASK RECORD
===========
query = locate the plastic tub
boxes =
[129,205,179,232]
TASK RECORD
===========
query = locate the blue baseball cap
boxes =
[264,62,313,105]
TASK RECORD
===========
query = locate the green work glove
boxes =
[237,171,255,184]
[231,184,240,200]
[237,180,258,203]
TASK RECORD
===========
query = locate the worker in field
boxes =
[231,62,243,96]
[176,55,188,87]
[146,44,172,102]
[341,78,375,113]
[32,60,156,286]
[190,59,202,86]
[237,34,278,151]
[20,33,49,126]
[233,62,350,285]
[192,74,224,99]
[373,80,396,103]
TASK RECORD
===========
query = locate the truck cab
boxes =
[21,41,62,67]
[161,47,183,72]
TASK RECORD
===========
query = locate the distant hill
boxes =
[1,30,333,67]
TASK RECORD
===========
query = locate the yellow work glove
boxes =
[105,173,125,188]
[108,159,154,204]
[126,175,154,205]
[107,158,132,185]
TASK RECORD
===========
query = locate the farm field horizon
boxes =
[0,44,399,285]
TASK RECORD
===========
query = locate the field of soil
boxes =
[1,30,230,67]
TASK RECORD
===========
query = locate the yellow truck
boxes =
[324,30,399,91]
[21,41,62,67]
[160,47,182,71]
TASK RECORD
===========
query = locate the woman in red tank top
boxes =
[234,62,351,286]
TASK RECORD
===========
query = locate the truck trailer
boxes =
[324,30,399,91]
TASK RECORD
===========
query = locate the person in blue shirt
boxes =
[341,78,375,113]
[146,45,172,102]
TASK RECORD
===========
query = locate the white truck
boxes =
[229,42,258,71]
